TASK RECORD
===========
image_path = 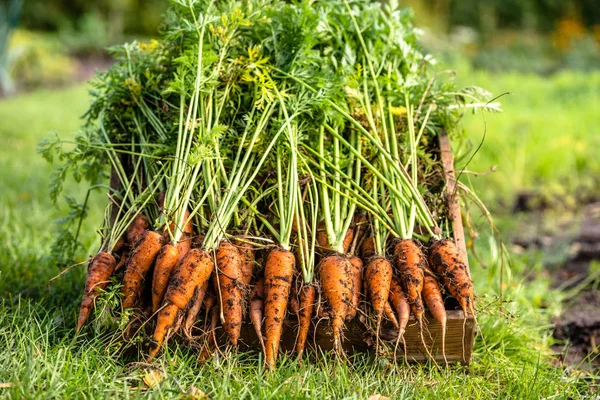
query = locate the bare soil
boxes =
[550,203,600,371]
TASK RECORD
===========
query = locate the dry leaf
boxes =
[142,369,163,388]
[184,386,209,399]
[0,383,13,389]
[368,395,390,400]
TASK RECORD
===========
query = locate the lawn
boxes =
[0,69,597,398]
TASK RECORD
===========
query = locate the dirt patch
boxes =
[551,202,600,371]
[552,291,600,371]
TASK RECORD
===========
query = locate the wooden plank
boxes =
[439,130,470,275]
[223,310,475,364]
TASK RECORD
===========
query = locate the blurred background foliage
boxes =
[1,0,599,94]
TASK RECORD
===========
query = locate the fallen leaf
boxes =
[184,386,209,399]
[143,369,163,388]
[368,395,390,400]
[0,383,13,389]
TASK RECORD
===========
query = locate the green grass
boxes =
[0,76,597,398]
[455,66,600,209]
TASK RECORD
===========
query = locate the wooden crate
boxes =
[111,132,475,364]
[225,309,475,364]
[217,131,475,364]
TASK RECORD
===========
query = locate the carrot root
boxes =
[319,254,353,354]
[151,244,179,313]
[122,231,164,310]
[346,256,363,321]
[249,278,266,353]
[77,252,116,333]
[296,284,316,359]
[149,248,214,360]
[264,248,295,370]
[215,242,244,346]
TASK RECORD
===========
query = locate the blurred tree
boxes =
[0,0,22,96]
[20,0,166,37]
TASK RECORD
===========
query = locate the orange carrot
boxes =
[76,252,116,332]
[346,256,364,321]
[296,284,316,359]
[237,241,256,286]
[383,302,399,330]
[113,236,126,254]
[183,278,210,335]
[148,248,214,359]
[289,280,300,315]
[176,209,194,263]
[114,248,128,272]
[342,229,354,254]
[364,256,393,329]
[360,237,376,259]
[364,256,393,351]
[423,273,447,362]
[121,231,163,309]
[203,291,216,325]
[319,254,353,353]
[389,277,410,339]
[264,248,295,369]
[249,278,266,353]
[127,215,149,246]
[392,239,426,327]
[151,244,179,313]
[214,241,243,346]
[429,239,475,317]
[316,221,354,254]
[316,221,328,249]
[393,240,438,363]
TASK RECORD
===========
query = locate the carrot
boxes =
[151,244,179,313]
[237,241,256,286]
[264,247,295,369]
[316,221,354,254]
[316,221,328,249]
[289,280,300,314]
[392,239,425,327]
[423,273,447,363]
[148,248,214,360]
[364,256,393,349]
[383,302,399,330]
[389,276,410,360]
[113,236,126,254]
[389,277,410,339]
[249,278,266,353]
[114,248,128,272]
[214,241,243,346]
[346,256,364,321]
[319,254,353,353]
[127,215,149,247]
[176,209,194,263]
[429,239,475,317]
[341,229,354,254]
[121,231,164,309]
[183,278,210,336]
[203,291,216,325]
[76,252,116,332]
[360,236,376,259]
[393,239,438,363]
[296,284,316,359]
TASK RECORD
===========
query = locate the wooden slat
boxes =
[222,310,475,364]
[439,130,470,275]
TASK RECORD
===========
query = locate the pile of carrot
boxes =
[44,0,499,369]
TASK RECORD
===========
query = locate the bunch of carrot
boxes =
[45,0,499,369]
